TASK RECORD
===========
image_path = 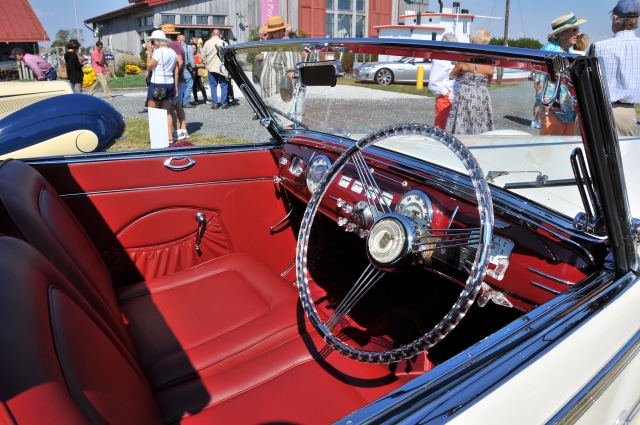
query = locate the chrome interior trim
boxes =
[58,177,273,198]
[528,267,575,286]
[23,144,276,166]
[280,260,295,277]
[530,281,561,295]
[284,134,603,265]
[342,270,630,425]
[550,327,640,424]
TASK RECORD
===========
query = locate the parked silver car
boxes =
[354,56,432,85]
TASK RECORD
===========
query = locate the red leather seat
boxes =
[0,236,402,424]
[0,159,304,391]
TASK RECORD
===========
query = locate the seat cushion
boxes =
[155,329,403,425]
[117,253,305,392]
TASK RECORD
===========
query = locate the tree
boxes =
[489,37,543,50]
[51,29,85,48]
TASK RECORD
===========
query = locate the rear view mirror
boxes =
[296,61,342,87]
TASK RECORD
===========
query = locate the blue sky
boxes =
[30,0,619,48]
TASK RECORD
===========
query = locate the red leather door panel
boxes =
[32,148,297,284]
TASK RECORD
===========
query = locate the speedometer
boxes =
[395,190,433,226]
[306,155,332,194]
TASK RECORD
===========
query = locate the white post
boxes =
[148,108,170,148]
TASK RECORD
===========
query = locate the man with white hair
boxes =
[595,0,640,137]
[428,32,459,129]
[201,29,229,109]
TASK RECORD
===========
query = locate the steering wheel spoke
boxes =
[296,123,494,364]
[324,264,385,332]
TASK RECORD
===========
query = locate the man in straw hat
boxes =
[534,12,586,136]
[258,16,300,101]
[596,0,640,137]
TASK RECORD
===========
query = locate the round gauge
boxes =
[395,190,433,226]
[306,155,332,194]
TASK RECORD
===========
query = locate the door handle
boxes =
[195,212,206,253]
[164,156,196,171]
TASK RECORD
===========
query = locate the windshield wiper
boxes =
[265,105,309,130]
[503,179,580,189]
[486,170,547,183]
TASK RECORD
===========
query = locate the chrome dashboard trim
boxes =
[340,270,631,425]
[58,177,274,198]
[283,133,603,265]
[530,280,561,295]
[528,267,576,286]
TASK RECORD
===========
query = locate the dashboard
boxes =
[278,137,596,311]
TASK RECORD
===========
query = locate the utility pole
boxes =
[73,0,80,41]
[497,0,510,83]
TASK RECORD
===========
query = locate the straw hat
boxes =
[261,16,290,33]
[146,30,170,42]
[160,24,180,35]
[547,13,587,40]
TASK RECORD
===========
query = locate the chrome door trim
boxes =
[22,144,276,166]
[340,270,634,425]
[549,327,640,424]
[530,280,561,295]
[58,177,274,198]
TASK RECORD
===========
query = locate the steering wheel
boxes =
[296,123,494,363]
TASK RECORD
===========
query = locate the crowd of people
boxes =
[429,0,640,138]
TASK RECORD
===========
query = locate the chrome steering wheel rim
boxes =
[296,123,494,363]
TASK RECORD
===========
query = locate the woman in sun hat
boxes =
[534,12,587,136]
[145,29,179,142]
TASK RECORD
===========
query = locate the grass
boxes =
[108,117,250,151]
[635,105,640,115]
[107,74,147,89]
[337,77,517,97]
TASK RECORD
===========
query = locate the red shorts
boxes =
[435,95,452,129]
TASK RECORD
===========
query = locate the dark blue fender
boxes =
[0,94,125,156]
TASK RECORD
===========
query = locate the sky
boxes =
[29,0,618,48]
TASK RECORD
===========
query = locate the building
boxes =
[85,0,432,56]
[0,0,50,60]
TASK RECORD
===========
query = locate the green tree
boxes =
[489,37,543,50]
[51,28,85,48]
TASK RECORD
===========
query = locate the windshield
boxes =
[229,42,637,221]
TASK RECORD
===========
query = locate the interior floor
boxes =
[303,206,522,382]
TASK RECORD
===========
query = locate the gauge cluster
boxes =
[278,141,593,312]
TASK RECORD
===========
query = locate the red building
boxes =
[0,0,50,60]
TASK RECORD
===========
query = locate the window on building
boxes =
[196,15,209,25]
[338,0,352,11]
[355,15,365,37]
[326,13,334,37]
[161,15,175,24]
[212,16,225,25]
[146,16,153,26]
[327,0,365,37]
[181,15,193,24]
[183,29,191,39]
[337,14,352,37]
[432,32,437,40]
[463,21,468,33]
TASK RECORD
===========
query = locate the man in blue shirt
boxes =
[178,34,196,109]
[596,0,640,137]
[535,12,587,136]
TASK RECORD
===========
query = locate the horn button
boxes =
[366,213,416,271]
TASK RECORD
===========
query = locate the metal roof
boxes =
[0,0,50,42]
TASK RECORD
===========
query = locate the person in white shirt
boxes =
[595,0,640,137]
[428,33,459,129]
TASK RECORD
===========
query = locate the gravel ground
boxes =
[103,81,639,141]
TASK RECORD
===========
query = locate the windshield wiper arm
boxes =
[265,105,309,130]
[503,178,581,189]
[486,170,547,183]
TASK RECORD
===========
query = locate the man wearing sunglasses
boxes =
[596,0,640,137]
[533,13,586,136]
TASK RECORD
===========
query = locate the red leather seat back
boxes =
[0,160,136,356]
[0,236,164,424]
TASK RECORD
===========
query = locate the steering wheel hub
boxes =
[366,213,415,270]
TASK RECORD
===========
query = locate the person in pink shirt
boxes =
[10,48,57,81]
[88,41,114,100]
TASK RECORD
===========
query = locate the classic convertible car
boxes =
[0,38,639,425]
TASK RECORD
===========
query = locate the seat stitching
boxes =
[155,332,304,397]
[151,322,303,386]
[170,358,369,423]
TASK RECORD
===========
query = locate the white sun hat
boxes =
[146,30,170,42]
